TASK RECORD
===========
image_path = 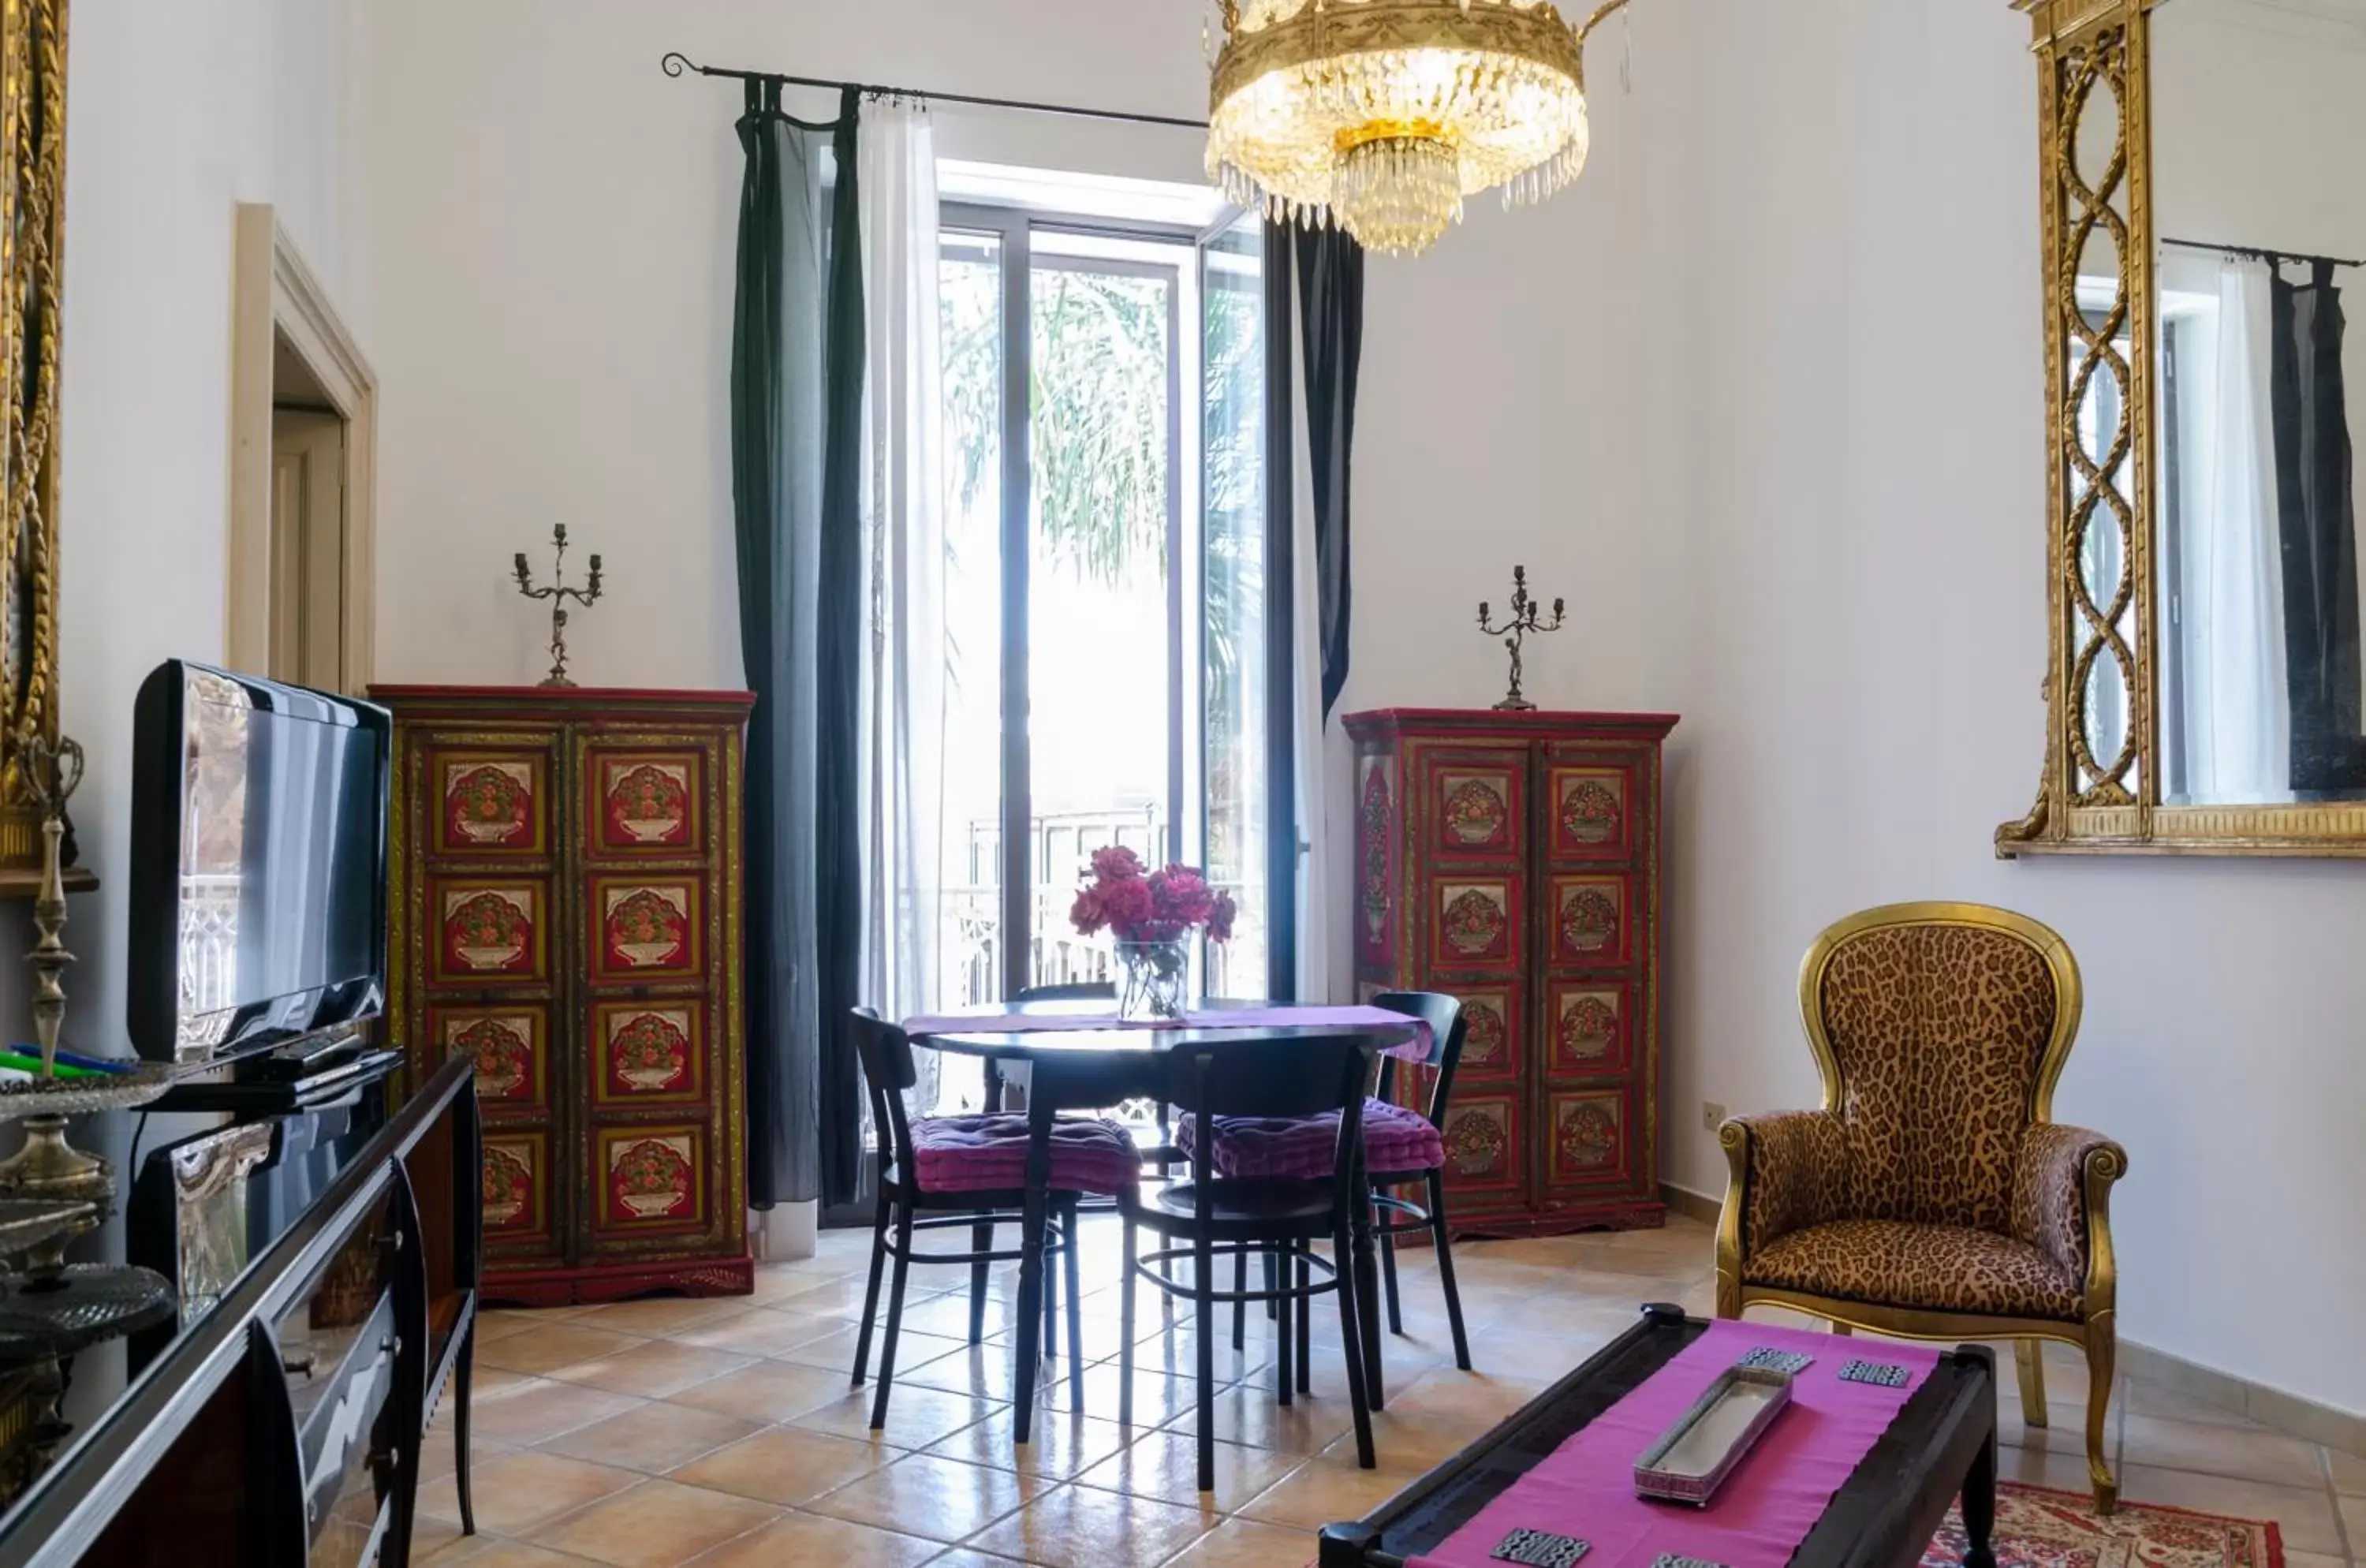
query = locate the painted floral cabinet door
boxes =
[1346,707,1677,1239]
[379,685,756,1306]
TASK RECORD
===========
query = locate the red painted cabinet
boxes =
[378,685,756,1305]
[1344,707,1677,1237]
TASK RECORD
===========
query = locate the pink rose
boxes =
[1091,845,1148,883]
[1069,886,1106,937]
[1209,890,1237,943]
[1098,876,1155,940]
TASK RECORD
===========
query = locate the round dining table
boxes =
[904,999,1424,1443]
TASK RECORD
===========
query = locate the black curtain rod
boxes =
[2165,236,2364,271]
[660,52,1208,132]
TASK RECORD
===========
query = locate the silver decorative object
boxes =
[1632,1365,1796,1505]
[513,524,606,688]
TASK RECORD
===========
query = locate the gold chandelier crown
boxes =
[1207,0,1626,256]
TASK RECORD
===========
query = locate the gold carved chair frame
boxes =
[0,0,69,880]
[1997,0,2366,857]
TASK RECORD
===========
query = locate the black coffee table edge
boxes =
[1318,1305,1999,1568]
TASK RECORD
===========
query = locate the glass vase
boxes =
[1115,939,1191,1024]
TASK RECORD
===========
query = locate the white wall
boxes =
[1604,0,2366,1417]
[365,0,2366,1417]
[366,0,1216,692]
[56,0,371,1052]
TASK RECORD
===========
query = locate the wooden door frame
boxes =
[229,203,378,692]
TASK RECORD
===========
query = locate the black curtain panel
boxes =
[812,92,868,1204]
[1293,225,1366,722]
[730,83,867,1208]
[2270,259,2363,794]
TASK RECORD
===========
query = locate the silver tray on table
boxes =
[1633,1365,1795,1505]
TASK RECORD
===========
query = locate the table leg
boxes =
[1011,1091,1057,1446]
[1963,1402,1998,1568]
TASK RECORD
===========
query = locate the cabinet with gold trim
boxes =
[379,685,756,1304]
[1345,707,1677,1237]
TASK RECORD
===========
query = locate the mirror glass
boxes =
[2155,0,2366,806]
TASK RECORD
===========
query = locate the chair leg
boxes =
[1274,1245,1293,1408]
[1118,1218,1137,1428]
[1331,1215,1377,1470]
[2015,1340,2049,1428]
[1427,1172,1472,1372]
[1231,1247,1247,1352]
[968,1218,995,1346]
[1353,1206,1386,1411]
[1062,1206,1084,1413]
[1264,1249,1280,1321]
[868,1203,914,1430]
[1295,1249,1312,1395]
[1196,1231,1218,1493]
[2084,1326,2118,1515]
[1041,1217,1062,1384]
[1377,1191,1404,1336]
[851,1198,890,1387]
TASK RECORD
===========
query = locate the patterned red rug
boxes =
[1920,1481,2282,1567]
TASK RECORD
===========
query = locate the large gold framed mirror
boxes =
[0,0,69,884]
[2002,0,2366,857]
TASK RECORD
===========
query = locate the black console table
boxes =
[0,1056,480,1566]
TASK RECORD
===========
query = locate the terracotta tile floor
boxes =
[416,1215,2366,1566]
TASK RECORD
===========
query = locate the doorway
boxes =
[230,204,378,693]
[271,337,349,689]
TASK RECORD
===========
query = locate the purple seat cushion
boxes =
[1175,1098,1446,1181]
[907,1112,1140,1197]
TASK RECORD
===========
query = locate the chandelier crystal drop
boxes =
[1207,0,1618,257]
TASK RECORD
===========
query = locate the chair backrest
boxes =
[1166,1035,1377,1193]
[1016,981,1117,1004]
[1369,991,1467,1129]
[847,1008,920,1172]
[1797,903,2081,1233]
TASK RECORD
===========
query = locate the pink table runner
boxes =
[1409,1322,1941,1568]
[901,1003,1433,1060]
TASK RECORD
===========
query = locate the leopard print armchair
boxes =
[1714,903,2127,1513]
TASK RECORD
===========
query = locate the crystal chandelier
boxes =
[1207,0,1632,257]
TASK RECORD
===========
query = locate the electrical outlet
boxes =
[1701,1101,1727,1133]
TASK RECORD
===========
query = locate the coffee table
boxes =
[1319,1304,1999,1568]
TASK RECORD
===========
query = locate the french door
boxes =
[935,203,1285,1021]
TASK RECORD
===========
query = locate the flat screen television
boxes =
[129,661,391,1064]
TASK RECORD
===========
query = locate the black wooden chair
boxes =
[1366,991,1474,1372]
[1118,1035,1380,1491]
[847,1009,1136,1429]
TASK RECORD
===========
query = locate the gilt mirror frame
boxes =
[2001,0,2366,857]
[0,0,69,880]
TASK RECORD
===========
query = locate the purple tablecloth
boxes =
[900,1003,1434,1060]
[1409,1321,1940,1568]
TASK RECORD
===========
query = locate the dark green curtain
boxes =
[1293,226,1365,720]
[732,82,867,1208]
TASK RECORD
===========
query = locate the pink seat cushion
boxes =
[906,1112,1140,1197]
[1175,1099,1446,1181]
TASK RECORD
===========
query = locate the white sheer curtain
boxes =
[855,102,950,1079]
[2184,256,2290,801]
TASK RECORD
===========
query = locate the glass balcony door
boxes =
[938,203,1278,1019]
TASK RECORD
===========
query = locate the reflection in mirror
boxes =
[2155,0,2365,806]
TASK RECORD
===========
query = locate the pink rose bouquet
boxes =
[1069,846,1238,944]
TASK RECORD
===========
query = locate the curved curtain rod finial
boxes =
[660,51,698,78]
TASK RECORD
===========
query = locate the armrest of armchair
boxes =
[2011,1123,2128,1312]
[1715,1111,1847,1275]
